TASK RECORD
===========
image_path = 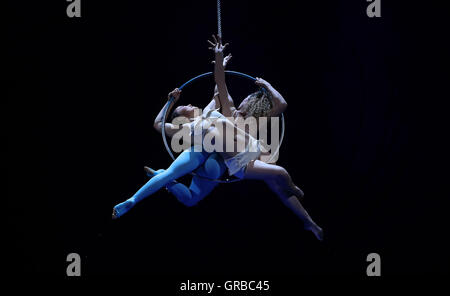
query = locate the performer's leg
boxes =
[145,153,226,206]
[144,169,196,206]
[144,167,192,202]
[112,149,209,218]
[183,153,226,206]
[244,160,323,241]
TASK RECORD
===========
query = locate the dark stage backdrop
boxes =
[7,0,449,280]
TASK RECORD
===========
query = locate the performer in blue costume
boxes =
[112,36,323,241]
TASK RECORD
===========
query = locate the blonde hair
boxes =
[244,91,273,119]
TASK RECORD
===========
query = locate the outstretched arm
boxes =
[208,35,236,117]
[203,53,232,114]
[153,88,185,137]
[255,78,288,117]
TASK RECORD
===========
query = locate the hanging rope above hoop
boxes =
[217,0,222,39]
[160,0,286,183]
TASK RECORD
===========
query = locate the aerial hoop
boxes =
[161,70,286,183]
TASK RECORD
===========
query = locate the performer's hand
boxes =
[168,88,181,102]
[211,53,232,67]
[255,77,271,88]
[207,34,229,55]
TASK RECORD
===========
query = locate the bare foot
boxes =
[144,166,165,178]
[305,223,324,241]
[112,199,135,219]
[112,208,119,219]
[144,166,156,177]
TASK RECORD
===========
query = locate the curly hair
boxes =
[244,90,273,119]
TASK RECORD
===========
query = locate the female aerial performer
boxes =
[112,36,323,241]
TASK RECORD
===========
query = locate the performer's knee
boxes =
[203,155,224,180]
[272,167,289,182]
[183,199,199,207]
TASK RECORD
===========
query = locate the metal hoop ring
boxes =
[161,70,285,183]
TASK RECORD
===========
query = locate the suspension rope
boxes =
[217,0,222,39]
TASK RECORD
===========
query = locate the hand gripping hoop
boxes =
[161,70,285,183]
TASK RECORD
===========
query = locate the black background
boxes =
[7,0,449,280]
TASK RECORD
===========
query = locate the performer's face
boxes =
[237,91,267,118]
[238,95,251,111]
[237,93,258,117]
[175,104,199,118]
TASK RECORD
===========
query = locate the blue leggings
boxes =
[113,148,225,217]
[165,152,226,206]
